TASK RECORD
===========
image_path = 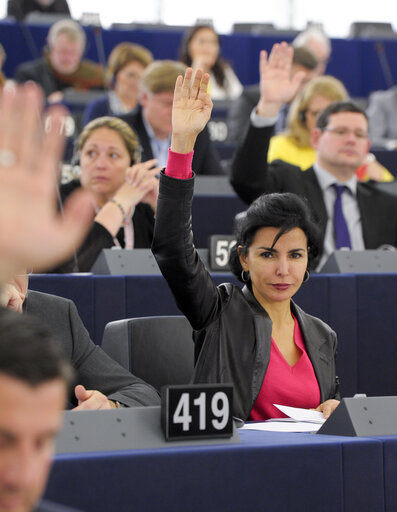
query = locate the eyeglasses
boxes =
[322,127,368,140]
[306,108,322,118]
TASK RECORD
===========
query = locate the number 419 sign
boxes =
[161,384,233,441]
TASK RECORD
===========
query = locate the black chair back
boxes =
[102,316,194,391]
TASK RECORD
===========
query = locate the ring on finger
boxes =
[0,149,16,167]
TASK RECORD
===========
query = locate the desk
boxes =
[44,429,386,512]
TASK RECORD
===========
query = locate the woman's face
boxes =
[304,94,333,133]
[239,227,308,309]
[114,60,146,103]
[79,127,130,202]
[188,28,219,69]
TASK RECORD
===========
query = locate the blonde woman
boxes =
[53,116,160,273]
[268,75,393,182]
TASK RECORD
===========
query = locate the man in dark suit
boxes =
[0,308,82,512]
[121,60,224,175]
[1,273,160,409]
[231,42,397,269]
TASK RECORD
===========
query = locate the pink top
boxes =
[250,316,321,420]
[165,149,193,179]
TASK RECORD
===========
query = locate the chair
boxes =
[349,22,397,39]
[101,316,195,391]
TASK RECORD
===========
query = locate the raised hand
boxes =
[0,83,93,281]
[256,42,306,117]
[171,67,213,154]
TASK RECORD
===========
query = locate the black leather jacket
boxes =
[152,172,339,420]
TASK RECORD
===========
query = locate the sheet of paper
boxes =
[273,404,325,423]
[241,421,321,433]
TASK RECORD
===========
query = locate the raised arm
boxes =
[256,42,305,117]
[231,43,305,203]
[170,67,213,156]
[153,68,225,329]
[0,83,93,281]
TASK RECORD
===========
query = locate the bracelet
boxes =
[109,198,126,218]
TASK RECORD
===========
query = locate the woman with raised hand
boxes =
[152,54,340,421]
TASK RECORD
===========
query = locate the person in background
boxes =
[82,42,153,126]
[292,25,332,77]
[121,59,224,174]
[0,308,81,512]
[268,75,393,182]
[152,67,340,421]
[268,75,348,168]
[14,19,104,103]
[366,85,397,150]
[179,23,243,101]
[52,116,159,273]
[227,46,318,143]
[7,0,70,21]
[1,271,161,409]
[268,75,394,181]
[230,43,397,270]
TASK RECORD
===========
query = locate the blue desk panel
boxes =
[44,429,385,512]
[28,273,397,399]
[380,436,397,512]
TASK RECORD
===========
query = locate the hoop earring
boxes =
[303,270,310,283]
[241,270,250,283]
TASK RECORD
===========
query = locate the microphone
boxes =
[375,42,394,89]
[45,113,81,273]
[19,21,40,60]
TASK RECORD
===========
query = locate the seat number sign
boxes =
[161,384,233,440]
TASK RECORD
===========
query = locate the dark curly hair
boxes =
[229,192,321,282]
[178,24,227,89]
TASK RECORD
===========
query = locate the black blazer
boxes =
[152,173,339,420]
[121,107,224,175]
[231,124,397,260]
[50,180,155,273]
[24,290,160,408]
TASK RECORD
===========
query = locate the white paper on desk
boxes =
[241,421,322,433]
[273,404,325,424]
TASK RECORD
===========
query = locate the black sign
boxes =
[209,235,237,271]
[161,384,233,441]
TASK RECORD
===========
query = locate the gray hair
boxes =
[293,25,331,58]
[48,19,86,50]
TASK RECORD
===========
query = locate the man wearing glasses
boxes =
[231,43,397,269]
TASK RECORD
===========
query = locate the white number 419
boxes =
[173,392,229,431]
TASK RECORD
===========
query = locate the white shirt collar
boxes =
[313,162,358,196]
